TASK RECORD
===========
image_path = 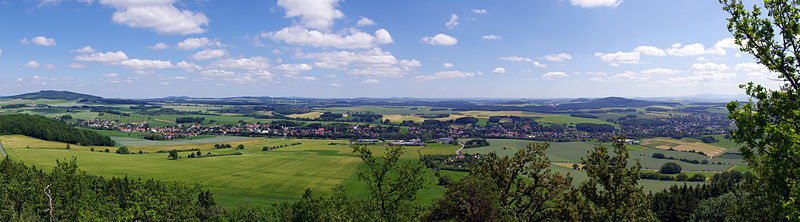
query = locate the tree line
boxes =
[0,114,114,146]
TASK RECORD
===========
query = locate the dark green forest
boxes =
[0,114,114,146]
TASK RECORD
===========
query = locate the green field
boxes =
[111,135,253,146]
[2,135,459,207]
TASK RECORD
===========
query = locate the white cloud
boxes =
[542,53,573,62]
[149,42,169,50]
[303,76,317,81]
[641,68,681,75]
[422,33,458,46]
[542,72,568,80]
[30,36,56,46]
[75,51,129,63]
[443,62,454,68]
[589,71,644,82]
[133,70,154,75]
[472,9,488,14]
[177,37,223,50]
[356,16,375,26]
[299,48,420,78]
[102,73,119,77]
[570,0,622,8]
[499,56,533,62]
[20,38,30,45]
[208,56,271,70]
[0,49,3,56]
[446,13,459,29]
[277,0,344,30]
[190,49,228,60]
[735,62,773,77]
[412,70,479,81]
[533,61,547,68]
[330,83,342,87]
[715,38,739,50]
[43,64,57,70]
[274,63,313,75]
[362,79,379,84]
[120,59,174,69]
[482,35,502,40]
[71,46,95,53]
[595,51,640,64]
[176,61,201,72]
[24,61,42,69]
[492,67,506,74]
[265,26,393,49]
[96,0,209,35]
[633,45,665,56]
[662,62,736,85]
[69,63,87,69]
[667,43,725,56]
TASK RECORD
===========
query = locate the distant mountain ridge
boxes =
[5,90,102,101]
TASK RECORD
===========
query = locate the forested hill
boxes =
[0,114,114,146]
[5,90,101,100]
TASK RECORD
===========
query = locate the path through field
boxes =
[0,143,5,157]
[456,142,464,154]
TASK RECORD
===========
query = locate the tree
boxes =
[428,142,573,221]
[558,135,656,221]
[351,144,425,221]
[720,0,800,217]
[116,146,129,154]
[659,162,682,174]
[168,150,179,160]
[237,144,245,150]
[676,173,689,181]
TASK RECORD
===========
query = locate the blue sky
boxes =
[0,0,779,98]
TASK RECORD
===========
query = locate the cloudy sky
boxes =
[0,0,780,98]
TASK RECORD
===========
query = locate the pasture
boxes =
[641,137,729,157]
[1,135,460,207]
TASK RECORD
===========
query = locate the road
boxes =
[0,142,5,158]
[456,142,465,155]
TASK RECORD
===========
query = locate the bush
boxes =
[438,175,452,186]
[116,146,129,154]
[676,173,689,181]
[652,153,665,159]
[659,162,682,174]
[689,174,706,182]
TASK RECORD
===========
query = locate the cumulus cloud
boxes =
[633,46,665,56]
[499,56,533,62]
[641,68,681,75]
[71,46,95,53]
[412,70,479,81]
[102,73,119,77]
[446,13,459,29]
[176,61,201,72]
[482,35,502,40]
[177,37,223,50]
[149,42,169,50]
[208,56,270,70]
[589,71,644,82]
[94,0,209,35]
[362,79,379,84]
[595,51,639,65]
[492,67,506,74]
[299,48,420,78]
[472,9,488,14]
[570,0,622,8]
[443,63,454,68]
[422,33,458,46]
[356,16,375,26]
[667,43,726,56]
[24,61,42,69]
[190,49,228,60]
[273,63,313,75]
[735,62,773,77]
[120,59,174,69]
[542,72,568,80]
[533,61,547,68]
[265,26,393,49]
[542,53,572,62]
[277,0,344,30]
[658,63,736,86]
[75,51,129,63]
[29,36,56,46]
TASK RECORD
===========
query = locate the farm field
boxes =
[641,137,730,157]
[111,135,253,146]
[2,135,460,207]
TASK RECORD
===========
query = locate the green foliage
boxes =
[659,162,682,174]
[168,150,179,160]
[115,146,129,154]
[559,136,656,221]
[0,114,114,146]
[721,0,800,218]
[463,138,490,148]
[428,143,573,221]
[351,144,426,221]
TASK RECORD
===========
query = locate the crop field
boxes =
[2,135,459,207]
[287,111,323,119]
[322,106,453,115]
[111,135,253,146]
[382,114,426,123]
[641,137,729,157]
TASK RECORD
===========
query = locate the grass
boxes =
[111,135,253,147]
[382,114,426,123]
[2,135,458,207]
[287,112,323,119]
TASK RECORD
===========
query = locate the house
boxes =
[357,139,382,143]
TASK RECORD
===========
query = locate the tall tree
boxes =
[558,136,656,221]
[352,145,425,221]
[720,0,800,218]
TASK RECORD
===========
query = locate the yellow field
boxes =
[287,112,323,119]
[641,137,728,157]
[458,111,548,118]
[382,114,426,123]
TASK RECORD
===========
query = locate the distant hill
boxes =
[4,90,148,105]
[6,90,102,101]
[556,97,673,110]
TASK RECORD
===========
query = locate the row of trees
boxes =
[0,114,114,146]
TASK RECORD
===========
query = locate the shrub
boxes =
[676,173,689,181]
[659,162,682,174]
[652,153,665,159]
[689,174,706,182]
